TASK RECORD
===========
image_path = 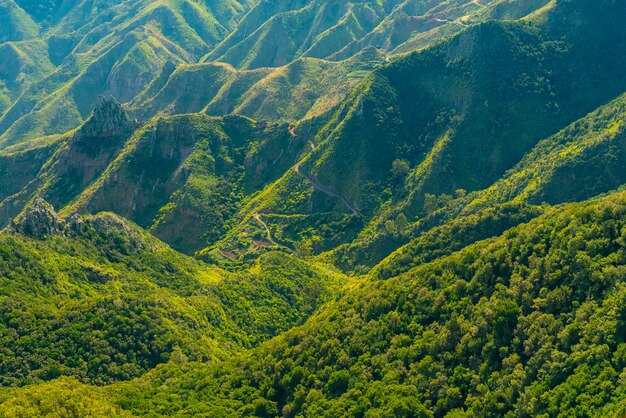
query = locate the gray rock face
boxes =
[78,96,135,138]
[8,197,65,238]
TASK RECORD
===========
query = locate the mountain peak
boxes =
[7,197,65,238]
[78,96,135,138]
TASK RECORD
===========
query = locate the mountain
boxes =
[130,48,386,123]
[0,0,547,147]
[1,0,624,266]
[5,185,626,416]
[120,188,626,417]
[0,0,256,147]
[204,0,552,69]
[0,39,53,115]
[0,0,38,44]
[0,97,309,255]
[336,85,626,276]
[188,0,626,271]
[0,197,343,387]
[3,0,626,417]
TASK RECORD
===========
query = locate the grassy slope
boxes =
[0,39,54,115]
[1,0,621,273]
[221,0,626,273]
[0,0,549,147]
[204,0,547,69]
[0,0,254,147]
[0,0,39,43]
[61,113,307,255]
[132,49,386,124]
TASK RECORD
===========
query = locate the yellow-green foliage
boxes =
[0,209,344,387]
[0,377,130,418]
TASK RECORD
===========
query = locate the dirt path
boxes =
[290,125,317,150]
[295,165,358,216]
[432,17,469,28]
[253,212,280,246]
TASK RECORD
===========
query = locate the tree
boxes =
[424,194,439,215]
[395,213,409,234]
[385,220,396,234]
[392,159,411,181]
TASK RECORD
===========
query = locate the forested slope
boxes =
[1,1,626,417]
[5,179,626,417]
[0,198,344,388]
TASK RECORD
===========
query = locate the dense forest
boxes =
[1,0,626,416]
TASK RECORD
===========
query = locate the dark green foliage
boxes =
[92,190,626,417]
[373,202,544,279]
[4,1,626,417]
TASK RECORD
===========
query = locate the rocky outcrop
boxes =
[77,95,136,139]
[5,198,152,252]
[7,197,66,238]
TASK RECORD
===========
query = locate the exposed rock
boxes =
[7,197,66,238]
[77,95,136,138]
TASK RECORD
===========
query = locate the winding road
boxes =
[290,125,317,150]
[253,212,280,246]
[294,165,358,216]
[288,126,358,216]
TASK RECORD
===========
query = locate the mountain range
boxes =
[2,0,626,416]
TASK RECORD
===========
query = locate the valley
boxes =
[1,0,626,417]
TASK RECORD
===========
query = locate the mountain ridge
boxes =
[2,1,626,416]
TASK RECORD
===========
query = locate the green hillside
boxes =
[134,188,626,417]
[0,0,256,147]
[0,0,38,43]
[132,49,385,123]
[191,0,626,272]
[334,86,626,276]
[0,197,344,388]
[2,0,626,417]
[204,0,550,69]
[0,39,53,115]
[5,184,626,416]
[66,112,305,255]
[308,0,626,213]
[0,0,547,147]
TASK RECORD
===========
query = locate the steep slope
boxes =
[131,49,385,123]
[468,92,626,209]
[0,198,344,387]
[0,137,60,205]
[64,113,307,255]
[0,39,54,115]
[332,0,552,58]
[0,96,137,228]
[308,0,626,214]
[6,181,626,416]
[335,88,626,275]
[0,0,550,147]
[0,0,38,43]
[0,96,312,256]
[0,0,255,147]
[204,0,549,69]
[1,0,618,272]
[210,0,626,269]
